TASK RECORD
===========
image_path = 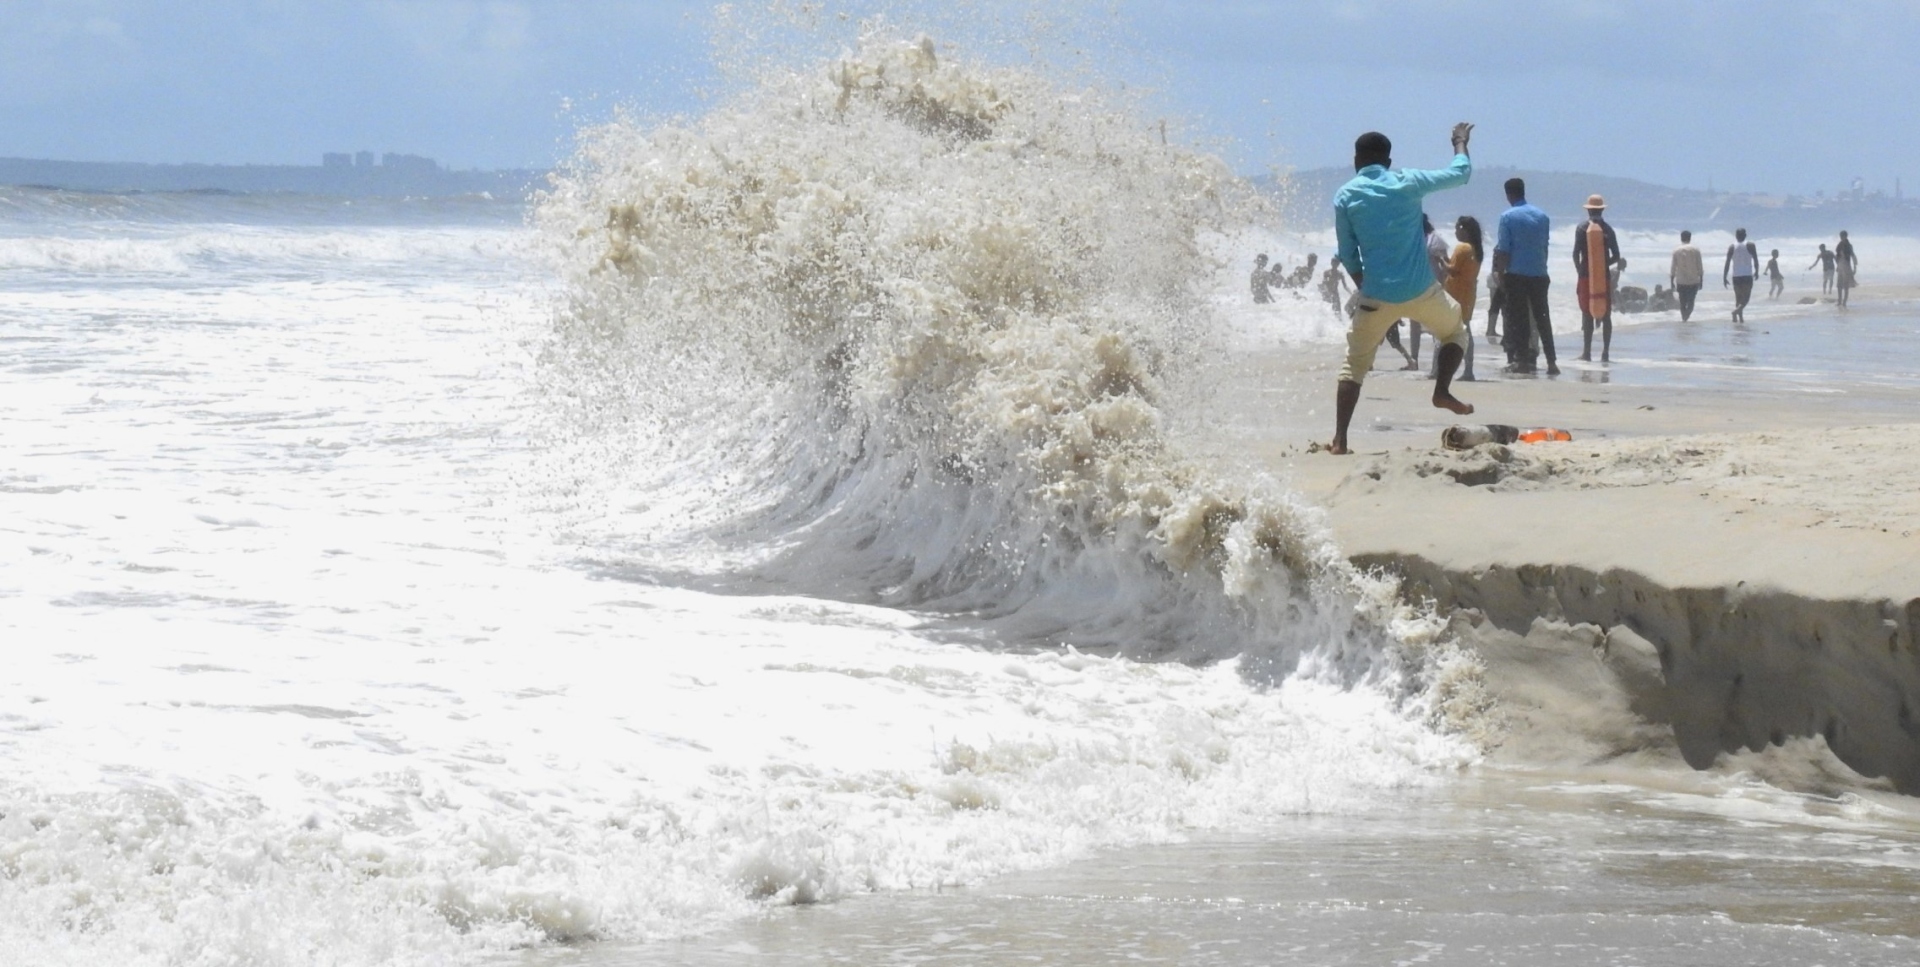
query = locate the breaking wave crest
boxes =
[533,31,1473,699]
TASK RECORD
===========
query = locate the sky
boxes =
[3,0,1914,196]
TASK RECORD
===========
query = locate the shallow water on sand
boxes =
[544,770,1920,966]
[1549,305,1920,392]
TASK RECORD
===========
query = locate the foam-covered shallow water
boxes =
[567,770,1920,966]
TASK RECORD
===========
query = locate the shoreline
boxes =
[1193,292,1920,793]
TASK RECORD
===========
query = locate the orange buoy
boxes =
[1517,427,1573,443]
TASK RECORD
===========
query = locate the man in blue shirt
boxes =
[1327,123,1475,455]
[1493,177,1558,375]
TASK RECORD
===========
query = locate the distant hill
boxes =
[0,157,547,199]
[1261,165,1920,238]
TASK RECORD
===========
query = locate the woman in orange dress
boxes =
[1442,215,1483,381]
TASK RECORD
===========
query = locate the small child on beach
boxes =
[1766,249,1784,299]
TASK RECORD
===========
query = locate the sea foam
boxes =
[533,30,1468,690]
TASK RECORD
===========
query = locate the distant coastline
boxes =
[1264,165,1920,237]
[0,156,548,199]
[11,153,1916,235]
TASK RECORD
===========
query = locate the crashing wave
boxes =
[532,29,1475,702]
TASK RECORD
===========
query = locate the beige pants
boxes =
[1341,283,1468,384]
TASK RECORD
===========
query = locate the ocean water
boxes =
[5,33,1920,967]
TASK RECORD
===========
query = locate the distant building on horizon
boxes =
[381,152,439,175]
[325,150,441,174]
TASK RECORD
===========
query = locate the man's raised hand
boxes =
[1451,122,1474,155]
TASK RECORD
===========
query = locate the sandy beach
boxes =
[1194,284,1920,794]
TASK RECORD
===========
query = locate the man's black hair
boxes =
[1504,177,1526,199]
[1681,230,1692,242]
[1354,132,1392,169]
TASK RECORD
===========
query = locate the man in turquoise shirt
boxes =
[1327,123,1475,455]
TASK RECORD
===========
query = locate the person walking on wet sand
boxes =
[1766,249,1784,299]
[1494,177,1558,375]
[1325,123,1476,455]
[1810,243,1836,294]
[1723,228,1759,323]
[1670,230,1704,322]
[1572,194,1623,363]
[1835,231,1858,308]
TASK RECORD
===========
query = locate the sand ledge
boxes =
[1303,429,1920,795]
[1364,550,1920,793]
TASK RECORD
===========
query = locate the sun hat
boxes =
[1584,193,1606,209]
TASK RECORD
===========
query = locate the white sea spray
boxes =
[532,29,1471,690]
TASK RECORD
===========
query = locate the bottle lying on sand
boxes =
[1442,425,1572,449]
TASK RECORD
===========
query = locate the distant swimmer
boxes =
[1809,243,1836,294]
[1318,261,1350,316]
[1326,123,1476,455]
[1250,254,1275,304]
[1572,194,1623,363]
[1282,252,1319,289]
[1835,230,1858,308]
[1766,249,1784,299]
[1495,177,1558,375]
[1670,230,1704,322]
[1722,227,1759,323]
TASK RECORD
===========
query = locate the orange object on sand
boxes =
[1583,221,1610,319]
[1518,428,1573,443]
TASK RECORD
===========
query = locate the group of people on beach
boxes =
[1806,233,1861,307]
[1665,227,1860,323]
[1248,252,1320,303]
[1255,122,1869,453]
[1306,122,1872,454]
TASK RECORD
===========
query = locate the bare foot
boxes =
[1326,441,1350,455]
[1432,394,1474,415]
[1400,361,1419,371]
[1546,364,1561,376]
